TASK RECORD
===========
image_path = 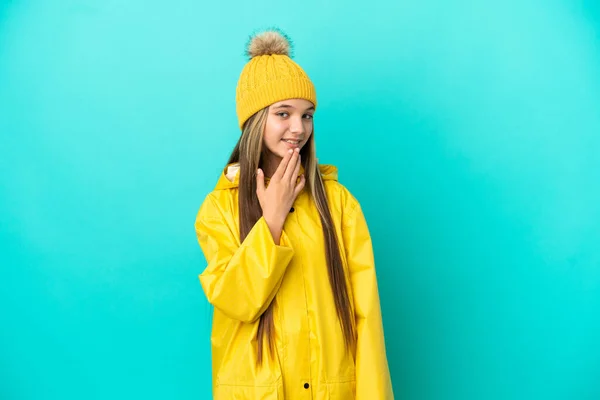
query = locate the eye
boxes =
[303,114,314,120]
[276,112,289,118]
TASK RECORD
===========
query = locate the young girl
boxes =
[195,29,394,400]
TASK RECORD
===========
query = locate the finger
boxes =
[283,148,299,181]
[274,149,294,180]
[256,169,265,197]
[291,153,301,183]
[294,174,306,197]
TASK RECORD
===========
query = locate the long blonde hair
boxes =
[227,107,355,364]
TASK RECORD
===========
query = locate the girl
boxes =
[195,29,394,399]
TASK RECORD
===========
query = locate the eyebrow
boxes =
[273,104,315,112]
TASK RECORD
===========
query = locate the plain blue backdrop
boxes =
[1,0,599,399]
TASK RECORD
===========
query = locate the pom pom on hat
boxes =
[246,29,293,59]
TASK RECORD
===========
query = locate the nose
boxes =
[289,116,306,136]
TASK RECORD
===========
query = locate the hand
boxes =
[256,148,305,243]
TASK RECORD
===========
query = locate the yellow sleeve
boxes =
[194,194,294,323]
[342,198,394,399]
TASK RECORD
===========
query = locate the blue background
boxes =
[1,0,599,399]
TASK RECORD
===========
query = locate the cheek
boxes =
[304,120,314,136]
[265,121,286,142]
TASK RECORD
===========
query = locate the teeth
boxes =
[284,140,299,144]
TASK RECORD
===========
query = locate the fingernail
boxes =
[257,169,262,174]
[295,148,300,153]
[288,149,293,154]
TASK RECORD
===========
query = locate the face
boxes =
[263,98,315,161]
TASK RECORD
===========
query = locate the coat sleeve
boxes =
[194,194,294,323]
[342,198,394,399]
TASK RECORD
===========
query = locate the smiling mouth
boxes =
[282,139,301,145]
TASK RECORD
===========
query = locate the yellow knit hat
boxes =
[236,29,317,130]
